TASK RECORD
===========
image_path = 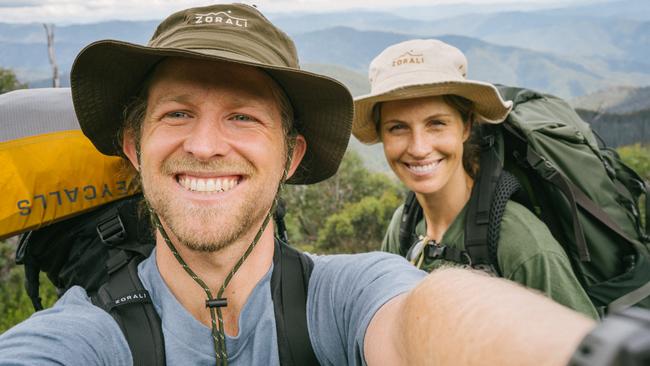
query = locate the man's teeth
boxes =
[407,161,440,173]
[178,177,238,193]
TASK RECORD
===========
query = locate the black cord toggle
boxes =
[206,298,228,308]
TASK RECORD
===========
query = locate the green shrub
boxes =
[316,191,402,253]
[0,240,57,333]
[617,144,650,181]
[617,144,650,228]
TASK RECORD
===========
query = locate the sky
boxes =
[0,0,597,24]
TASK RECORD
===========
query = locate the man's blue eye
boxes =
[166,111,188,118]
[232,114,253,121]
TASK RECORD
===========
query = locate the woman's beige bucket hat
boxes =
[353,39,513,144]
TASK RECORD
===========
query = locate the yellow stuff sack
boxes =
[0,88,139,240]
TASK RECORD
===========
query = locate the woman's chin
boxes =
[405,181,443,196]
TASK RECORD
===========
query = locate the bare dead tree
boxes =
[43,23,60,88]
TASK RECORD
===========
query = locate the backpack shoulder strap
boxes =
[484,170,523,276]
[92,253,165,366]
[465,125,503,268]
[91,204,165,366]
[399,191,424,256]
[271,239,319,366]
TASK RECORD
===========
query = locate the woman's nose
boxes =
[406,131,431,159]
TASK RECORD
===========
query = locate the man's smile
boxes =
[176,174,242,193]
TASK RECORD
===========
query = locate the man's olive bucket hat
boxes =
[71,3,353,184]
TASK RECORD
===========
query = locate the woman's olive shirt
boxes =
[382,200,600,319]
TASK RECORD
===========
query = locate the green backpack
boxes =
[399,85,650,315]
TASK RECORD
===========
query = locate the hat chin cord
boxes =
[149,143,295,366]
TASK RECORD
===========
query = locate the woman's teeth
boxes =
[406,161,440,174]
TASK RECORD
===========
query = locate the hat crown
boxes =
[149,3,299,68]
[368,39,468,94]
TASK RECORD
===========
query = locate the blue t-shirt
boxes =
[0,250,425,365]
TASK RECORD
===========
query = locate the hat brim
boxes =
[352,81,512,144]
[71,40,353,184]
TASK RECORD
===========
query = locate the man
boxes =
[0,3,594,365]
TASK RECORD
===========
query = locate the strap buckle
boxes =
[424,244,447,260]
[97,212,126,245]
[424,245,473,266]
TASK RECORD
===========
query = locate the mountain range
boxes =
[0,0,647,169]
[571,86,650,114]
[1,0,649,99]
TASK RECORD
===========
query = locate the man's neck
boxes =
[155,224,276,336]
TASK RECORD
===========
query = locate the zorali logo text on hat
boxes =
[392,51,424,67]
[192,10,248,27]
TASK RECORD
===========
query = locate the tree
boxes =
[0,67,27,94]
[316,191,401,253]
[281,150,404,252]
[43,24,60,88]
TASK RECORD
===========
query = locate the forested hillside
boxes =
[578,108,650,147]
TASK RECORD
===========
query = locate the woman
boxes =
[352,39,599,319]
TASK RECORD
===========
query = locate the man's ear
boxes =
[286,134,307,179]
[122,130,140,171]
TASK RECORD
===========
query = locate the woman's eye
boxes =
[388,124,406,132]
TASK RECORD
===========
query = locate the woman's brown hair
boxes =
[442,95,480,179]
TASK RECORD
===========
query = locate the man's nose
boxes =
[182,117,232,160]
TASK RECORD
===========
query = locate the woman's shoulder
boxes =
[381,204,406,253]
[498,200,567,257]
[502,200,546,229]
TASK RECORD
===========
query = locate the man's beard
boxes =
[142,154,278,252]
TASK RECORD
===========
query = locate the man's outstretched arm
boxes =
[365,267,596,366]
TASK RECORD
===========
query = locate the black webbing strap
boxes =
[271,239,319,366]
[553,168,640,247]
[92,256,166,366]
[525,141,646,263]
[96,202,155,260]
[642,181,650,239]
[525,146,591,262]
[486,171,522,276]
[465,126,503,266]
[399,191,424,257]
[501,122,593,262]
[91,199,164,365]
[15,231,44,311]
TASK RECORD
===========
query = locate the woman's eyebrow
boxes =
[382,112,453,124]
[423,113,453,120]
